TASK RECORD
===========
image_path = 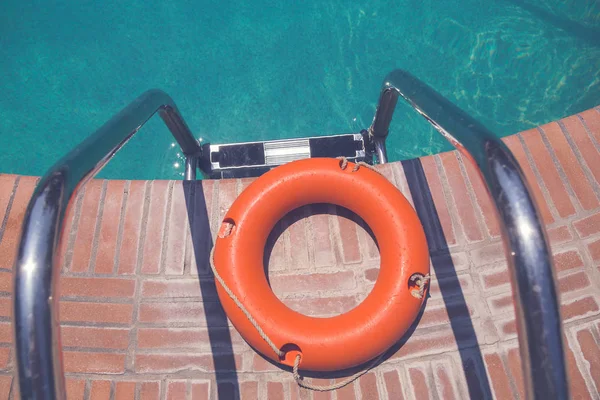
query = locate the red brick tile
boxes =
[216,382,235,400]
[365,268,378,282]
[485,353,513,399]
[66,379,86,400]
[434,364,457,400]
[62,326,130,349]
[503,135,554,224]
[421,156,457,247]
[58,193,78,269]
[166,380,187,400]
[267,382,284,400]
[90,380,111,400]
[63,351,125,373]
[418,300,475,328]
[383,370,404,399]
[141,279,206,299]
[238,177,254,192]
[563,115,600,185]
[359,372,379,399]
[521,129,575,218]
[335,209,362,264]
[543,122,599,210]
[561,296,599,321]
[362,223,380,260]
[392,163,414,206]
[470,241,505,266]
[251,354,280,372]
[141,181,170,274]
[488,294,513,314]
[0,175,16,229]
[290,381,311,400]
[0,272,11,294]
[439,152,483,243]
[565,339,592,399]
[333,379,356,399]
[547,225,573,245]
[0,322,12,344]
[589,239,600,261]
[0,347,10,369]
[286,208,310,270]
[408,367,431,399]
[506,347,525,400]
[558,271,591,293]
[313,388,331,400]
[265,220,286,272]
[135,353,242,373]
[140,382,160,400]
[574,213,600,239]
[217,179,237,222]
[0,376,11,399]
[281,296,356,317]
[240,381,258,400]
[554,249,584,273]
[428,274,474,300]
[60,277,135,298]
[70,179,103,273]
[462,155,501,237]
[60,301,133,324]
[94,180,126,274]
[0,176,37,269]
[165,182,189,275]
[309,204,335,268]
[376,162,396,183]
[118,180,146,275]
[138,301,214,325]
[137,327,239,349]
[579,109,600,150]
[191,381,210,400]
[0,297,9,318]
[481,267,510,291]
[577,328,600,393]
[431,251,470,275]
[115,382,136,399]
[270,271,355,294]
[498,318,517,337]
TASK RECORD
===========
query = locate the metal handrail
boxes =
[371,69,568,399]
[13,90,201,399]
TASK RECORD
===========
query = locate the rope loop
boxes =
[410,273,431,299]
[336,156,379,174]
[292,353,384,392]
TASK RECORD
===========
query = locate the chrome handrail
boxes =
[371,70,567,399]
[13,90,201,399]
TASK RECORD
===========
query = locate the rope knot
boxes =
[410,273,431,299]
[336,156,380,174]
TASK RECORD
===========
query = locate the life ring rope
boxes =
[209,218,430,391]
[336,156,378,173]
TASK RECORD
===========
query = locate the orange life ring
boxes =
[213,158,429,371]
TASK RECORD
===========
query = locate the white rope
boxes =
[209,230,284,358]
[335,157,380,173]
[292,353,385,392]
[410,274,431,299]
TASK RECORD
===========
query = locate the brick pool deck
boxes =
[1,107,600,399]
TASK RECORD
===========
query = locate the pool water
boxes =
[1,0,599,180]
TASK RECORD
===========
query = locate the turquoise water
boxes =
[1,0,599,180]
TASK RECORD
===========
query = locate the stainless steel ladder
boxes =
[13,69,568,399]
